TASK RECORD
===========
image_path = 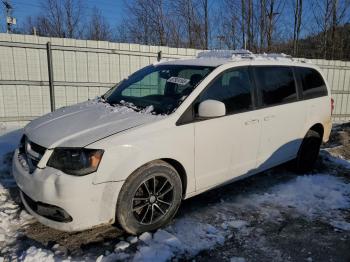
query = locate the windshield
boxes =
[104,64,214,114]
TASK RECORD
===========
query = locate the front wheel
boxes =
[116,160,182,235]
[293,130,322,173]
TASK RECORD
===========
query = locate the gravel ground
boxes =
[0,122,349,262]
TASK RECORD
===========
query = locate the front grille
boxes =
[19,135,47,173]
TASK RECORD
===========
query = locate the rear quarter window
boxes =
[254,66,297,106]
[296,67,328,99]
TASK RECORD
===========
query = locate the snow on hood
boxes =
[24,98,165,148]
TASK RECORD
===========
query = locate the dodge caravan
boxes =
[13,50,332,234]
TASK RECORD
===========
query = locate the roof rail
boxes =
[259,53,292,59]
[197,49,253,59]
[196,49,301,62]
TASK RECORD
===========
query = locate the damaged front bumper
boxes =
[12,148,124,232]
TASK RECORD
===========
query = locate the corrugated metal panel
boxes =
[0,33,349,123]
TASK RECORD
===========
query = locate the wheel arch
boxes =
[161,158,187,199]
[308,123,324,140]
[121,158,188,199]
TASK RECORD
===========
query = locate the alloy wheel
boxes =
[132,175,174,225]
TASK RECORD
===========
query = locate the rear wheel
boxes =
[116,160,182,235]
[294,130,322,173]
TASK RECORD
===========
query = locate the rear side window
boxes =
[254,66,297,106]
[296,67,328,99]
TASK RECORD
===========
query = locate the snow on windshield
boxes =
[90,97,161,116]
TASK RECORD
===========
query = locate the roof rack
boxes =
[197,49,253,59]
[197,49,300,62]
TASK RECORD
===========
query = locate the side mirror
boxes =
[198,99,226,118]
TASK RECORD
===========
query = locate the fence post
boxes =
[157,51,162,61]
[46,42,55,112]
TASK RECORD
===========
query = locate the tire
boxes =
[294,130,322,173]
[116,160,182,235]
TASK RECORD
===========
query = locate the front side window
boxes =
[254,66,297,106]
[104,65,214,114]
[296,67,328,99]
[196,67,253,115]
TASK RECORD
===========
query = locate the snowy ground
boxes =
[0,123,349,262]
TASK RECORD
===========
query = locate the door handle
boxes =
[264,115,275,121]
[245,119,259,125]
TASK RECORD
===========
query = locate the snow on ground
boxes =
[323,149,350,169]
[19,247,55,262]
[0,124,349,261]
[0,125,35,255]
[236,174,350,230]
[89,167,350,262]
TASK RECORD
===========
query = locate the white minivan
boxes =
[13,50,332,234]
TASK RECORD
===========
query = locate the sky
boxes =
[1,0,349,42]
[0,0,126,32]
[0,0,312,40]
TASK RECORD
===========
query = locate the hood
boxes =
[24,100,164,148]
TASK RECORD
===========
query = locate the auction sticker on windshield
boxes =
[167,76,190,85]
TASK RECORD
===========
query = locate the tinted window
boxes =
[255,66,297,106]
[197,67,253,114]
[297,67,327,99]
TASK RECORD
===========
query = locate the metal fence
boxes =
[0,33,349,125]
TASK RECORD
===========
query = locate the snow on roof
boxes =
[154,57,230,67]
[197,49,298,61]
[156,49,312,68]
[197,49,253,59]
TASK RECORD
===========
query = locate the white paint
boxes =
[11,57,333,233]
[198,99,226,118]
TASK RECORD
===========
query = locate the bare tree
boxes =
[86,7,112,41]
[167,0,209,49]
[215,2,238,49]
[215,0,241,49]
[241,0,246,48]
[170,0,201,48]
[266,0,275,50]
[201,0,209,49]
[310,0,350,59]
[247,0,253,49]
[265,0,284,51]
[121,0,168,46]
[331,0,338,58]
[25,0,85,38]
[293,0,303,56]
[312,0,332,58]
[17,0,349,60]
[218,0,258,50]
[260,0,266,51]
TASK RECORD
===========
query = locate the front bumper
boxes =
[21,191,73,223]
[12,148,124,232]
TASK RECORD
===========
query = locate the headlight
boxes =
[47,148,104,176]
